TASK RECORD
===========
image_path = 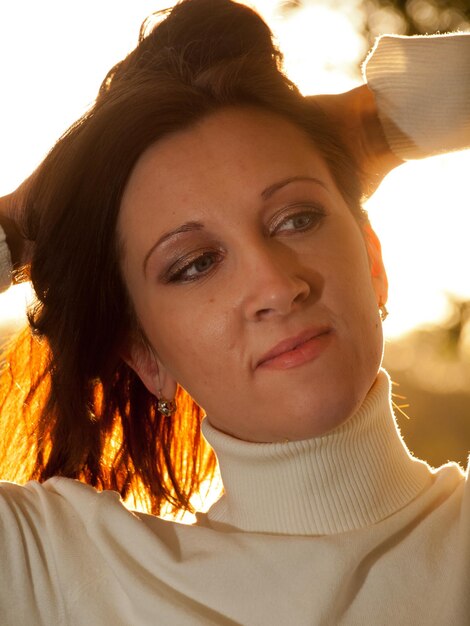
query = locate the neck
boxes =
[200,370,432,535]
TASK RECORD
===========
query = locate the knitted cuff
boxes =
[0,224,13,293]
[364,33,470,160]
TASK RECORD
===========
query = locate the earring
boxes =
[157,395,176,417]
[151,357,177,417]
[379,302,389,322]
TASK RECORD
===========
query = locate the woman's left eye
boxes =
[272,207,325,235]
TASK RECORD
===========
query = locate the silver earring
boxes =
[152,357,176,417]
[157,395,176,417]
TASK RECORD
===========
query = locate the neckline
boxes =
[199,370,432,535]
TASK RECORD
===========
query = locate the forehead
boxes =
[118,106,336,244]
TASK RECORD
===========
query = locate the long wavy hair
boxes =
[0,0,364,515]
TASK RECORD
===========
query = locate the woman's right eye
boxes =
[165,251,221,283]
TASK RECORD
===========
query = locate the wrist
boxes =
[0,194,28,281]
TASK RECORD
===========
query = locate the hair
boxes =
[0,0,365,515]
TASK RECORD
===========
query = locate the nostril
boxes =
[256,307,275,320]
[294,289,309,304]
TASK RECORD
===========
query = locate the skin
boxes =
[0,175,34,276]
[311,85,403,196]
[119,106,388,443]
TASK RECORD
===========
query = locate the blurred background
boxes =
[1,0,469,470]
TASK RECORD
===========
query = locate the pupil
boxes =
[196,255,211,271]
[294,215,309,227]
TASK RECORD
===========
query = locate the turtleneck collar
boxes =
[199,370,433,536]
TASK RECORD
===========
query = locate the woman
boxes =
[0,1,469,623]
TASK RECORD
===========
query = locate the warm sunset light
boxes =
[0,5,469,619]
[1,0,469,340]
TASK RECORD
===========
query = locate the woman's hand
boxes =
[308,84,404,197]
[0,179,32,282]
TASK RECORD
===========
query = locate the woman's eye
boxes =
[273,208,325,235]
[166,251,220,283]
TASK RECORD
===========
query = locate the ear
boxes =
[121,337,178,400]
[363,223,388,306]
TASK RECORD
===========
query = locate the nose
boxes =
[241,243,313,322]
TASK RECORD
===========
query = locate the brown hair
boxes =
[0,0,364,515]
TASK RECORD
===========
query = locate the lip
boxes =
[255,327,333,370]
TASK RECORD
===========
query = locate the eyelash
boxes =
[270,204,326,236]
[164,204,326,284]
[164,249,224,284]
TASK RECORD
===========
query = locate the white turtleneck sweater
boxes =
[0,371,468,625]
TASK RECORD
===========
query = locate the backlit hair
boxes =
[0,0,364,515]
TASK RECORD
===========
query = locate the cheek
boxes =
[141,294,233,383]
[323,224,375,309]
[320,223,381,360]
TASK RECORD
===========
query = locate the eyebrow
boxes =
[142,176,327,275]
[261,176,328,200]
[143,221,204,275]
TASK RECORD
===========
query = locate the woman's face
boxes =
[118,106,387,443]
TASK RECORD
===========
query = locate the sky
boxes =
[1,0,469,339]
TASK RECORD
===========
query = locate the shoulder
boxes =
[428,456,470,529]
[0,478,125,567]
[0,478,180,624]
[0,476,195,561]
[0,478,117,624]
[0,476,121,520]
[463,455,470,517]
[0,477,159,554]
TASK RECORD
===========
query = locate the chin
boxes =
[266,363,381,442]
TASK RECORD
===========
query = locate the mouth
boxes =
[256,327,333,370]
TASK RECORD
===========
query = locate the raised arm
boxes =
[308,84,403,197]
[365,33,470,160]
[312,32,470,196]
[0,177,33,291]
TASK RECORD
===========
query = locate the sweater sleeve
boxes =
[0,478,130,625]
[0,480,66,625]
[0,223,12,293]
[363,33,470,159]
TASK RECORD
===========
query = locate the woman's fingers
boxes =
[309,85,403,197]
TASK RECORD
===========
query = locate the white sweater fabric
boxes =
[0,370,468,625]
[364,33,470,158]
[0,34,469,625]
